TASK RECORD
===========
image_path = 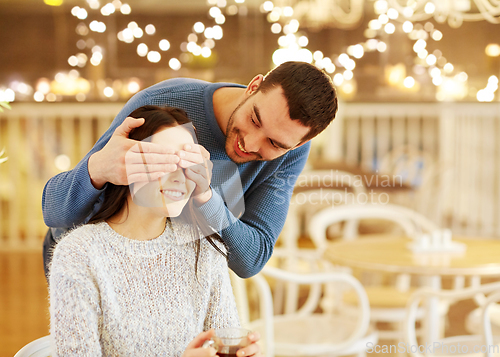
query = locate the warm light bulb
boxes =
[402,21,413,33]
[485,43,500,57]
[169,58,181,70]
[403,76,415,88]
[424,2,436,14]
[159,39,170,51]
[44,0,63,6]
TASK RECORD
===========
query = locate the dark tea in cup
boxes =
[216,346,239,357]
[202,327,251,356]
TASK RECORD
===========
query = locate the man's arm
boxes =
[42,93,144,227]
[199,143,310,278]
[42,92,177,228]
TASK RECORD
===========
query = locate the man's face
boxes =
[224,85,310,164]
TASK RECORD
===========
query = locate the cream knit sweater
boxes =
[49,222,240,356]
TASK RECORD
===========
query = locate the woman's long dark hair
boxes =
[88,105,227,274]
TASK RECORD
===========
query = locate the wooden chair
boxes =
[274,170,367,314]
[465,285,500,340]
[231,259,378,357]
[14,336,51,357]
[405,282,500,357]
[307,203,441,342]
[284,169,367,248]
[379,145,435,190]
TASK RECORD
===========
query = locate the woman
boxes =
[49,105,261,357]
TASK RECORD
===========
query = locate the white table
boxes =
[324,236,500,344]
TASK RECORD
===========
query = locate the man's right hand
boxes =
[87,117,180,189]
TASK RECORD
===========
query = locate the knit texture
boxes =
[49,222,240,356]
[42,78,310,278]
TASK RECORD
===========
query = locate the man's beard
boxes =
[224,96,263,164]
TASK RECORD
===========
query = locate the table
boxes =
[324,236,500,344]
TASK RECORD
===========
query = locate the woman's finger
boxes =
[237,342,262,357]
[183,347,217,357]
[236,332,261,357]
[185,330,215,349]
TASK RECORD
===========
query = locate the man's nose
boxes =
[243,131,265,153]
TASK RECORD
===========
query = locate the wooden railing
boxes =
[0,103,121,250]
[0,102,499,250]
[319,102,500,237]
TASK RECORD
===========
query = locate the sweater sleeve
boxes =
[203,248,240,330]
[49,237,102,356]
[42,91,153,228]
[199,143,310,278]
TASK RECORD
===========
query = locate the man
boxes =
[42,61,338,279]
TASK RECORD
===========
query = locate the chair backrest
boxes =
[231,260,372,357]
[14,336,51,357]
[404,282,500,357]
[308,203,439,252]
[482,290,500,356]
[379,145,435,188]
[280,170,367,250]
[294,170,367,196]
[230,269,251,327]
[281,188,350,250]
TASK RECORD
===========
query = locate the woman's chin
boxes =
[158,203,187,218]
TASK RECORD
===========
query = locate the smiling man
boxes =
[42,61,338,279]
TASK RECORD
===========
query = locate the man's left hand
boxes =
[178,144,213,206]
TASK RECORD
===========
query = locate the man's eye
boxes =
[269,139,280,149]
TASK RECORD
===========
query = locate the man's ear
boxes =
[245,74,264,95]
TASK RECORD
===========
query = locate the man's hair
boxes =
[257,61,338,143]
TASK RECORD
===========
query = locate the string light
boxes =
[147,51,161,63]
[404,76,415,88]
[169,58,181,70]
[159,39,170,51]
[120,4,131,14]
[137,43,148,57]
[145,24,156,35]
[485,43,500,57]
[103,87,114,97]
[17,0,495,103]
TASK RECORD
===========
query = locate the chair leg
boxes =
[355,349,367,357]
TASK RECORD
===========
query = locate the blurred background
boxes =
[1,0,500,356]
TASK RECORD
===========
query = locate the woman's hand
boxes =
[182,330,263,357]
[182,330,217,357]
[237,331,263,357]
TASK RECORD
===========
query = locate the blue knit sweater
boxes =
[42,78,310,278]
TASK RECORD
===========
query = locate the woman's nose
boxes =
[168,166,186,183]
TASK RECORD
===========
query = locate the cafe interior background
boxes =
[1,0,500,355]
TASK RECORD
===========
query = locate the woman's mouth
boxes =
[160,190,186,202]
